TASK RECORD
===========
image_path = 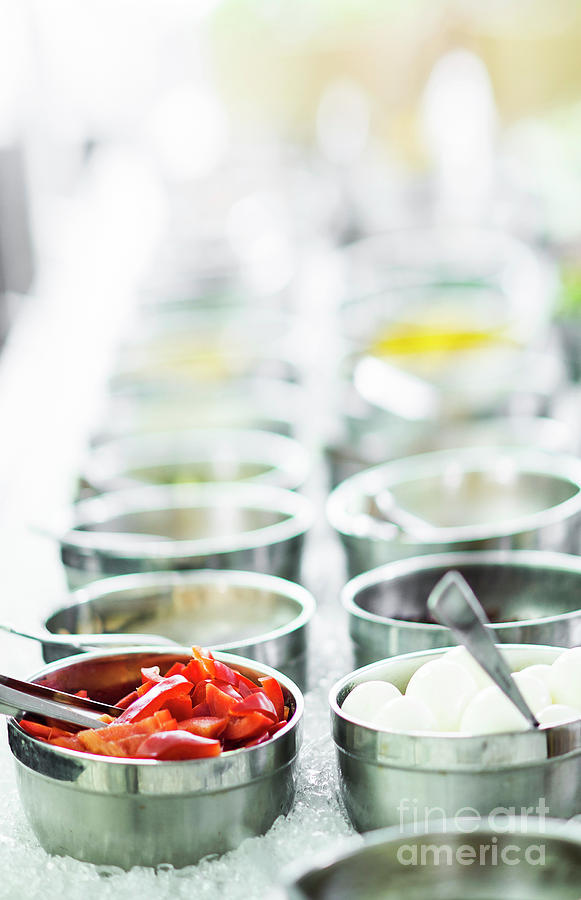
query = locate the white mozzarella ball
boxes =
[405,659,478,731]
[460,685,531,735]
[537,704,581,726]
[549,648,581,709]
[341,680,402,725]
[518,664,554,700]
[372,695,437,733]
[512,671,552,716]
[445,646,494,691]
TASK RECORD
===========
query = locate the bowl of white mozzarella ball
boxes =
[330,645,581,832]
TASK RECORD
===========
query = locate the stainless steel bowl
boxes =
[344,550,581,666]
[327,447,581,576]
[80,428,310,496]
[279,820,581,899]
[8,648,303,868]
[43,570,315,687]
[57,483,314,588]
[330,645,581,832]
[91,376,306,443]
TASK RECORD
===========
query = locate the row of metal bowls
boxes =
[49,443,581,590]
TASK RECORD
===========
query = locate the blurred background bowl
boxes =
[79,428,311,496]
[8,648,303,868]
[44,569,315,687]
[327,447,581,575]
[278,821,581,899]
[58,482,314,587]
[343,549,581,666]
[91,376,307,444]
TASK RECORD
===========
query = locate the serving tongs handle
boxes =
[0,673,122,731]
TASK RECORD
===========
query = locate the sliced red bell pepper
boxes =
[191,678,211,706]
[178,716,228,739]
[259,676,285,720]
[136,730,221,760]
[190,701,211,717]
[232,691,278,721]
[212,660,240,686]
[164,694,193,721]
[223,712,272,742]
[115,689,139,709]
[116,674,192,723]
[163,661,186,678]
[206,682,242,718]
[141,665,162,684]
[235,673,261,697]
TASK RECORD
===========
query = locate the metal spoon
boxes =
[0,672,122,730]
[427,569,539,728]
[0,623,177,655]
[374,489,442,539]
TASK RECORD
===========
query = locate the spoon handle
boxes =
[428,570,539,728]
[0,622,175,651]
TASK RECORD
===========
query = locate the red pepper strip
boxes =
[244,730,273,748]
[223,712,272,742]
[191,679,210,706]
[117,674,192,723]
[232,691,278,721]
[141,665,162,684]
[77,730,128,757]
[19,720,68,741]
[268,720,288,736]
[178,716,228,739]
[165,694,193,721]
[259,676,285,720]
[206,683,242,718]
[50,734,84,752]
[192,647,215,678]
[136,730,221,760]
[164,662,186,678]
[235,673,261,697]
[75,690,88,699]
[115,689,139,709]
[212,660,239,686]
[87,710,173,744]
[182,659,209,685]
[191,701,210,717]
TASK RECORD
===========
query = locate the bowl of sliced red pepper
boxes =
[8,646,303,869]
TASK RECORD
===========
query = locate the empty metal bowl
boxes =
[8,648,303,868]
[80,428,310,496]
[279,820,581,899]
[56,482,314,588]
[344,550,581,666]
[327,447,581,576]
[43,570,315,687]
[330,645,581,832]
[91,376,306,443]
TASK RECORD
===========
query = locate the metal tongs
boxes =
[0,673,123,731]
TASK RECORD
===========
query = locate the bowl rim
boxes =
[81,427,311,494]
[327,447,581,545]
[282,816,581,893]
[46,569,316,651]
[342,549,581,633]
[56,482,314,560]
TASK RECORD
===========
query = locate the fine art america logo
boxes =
[396,798,550,868]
